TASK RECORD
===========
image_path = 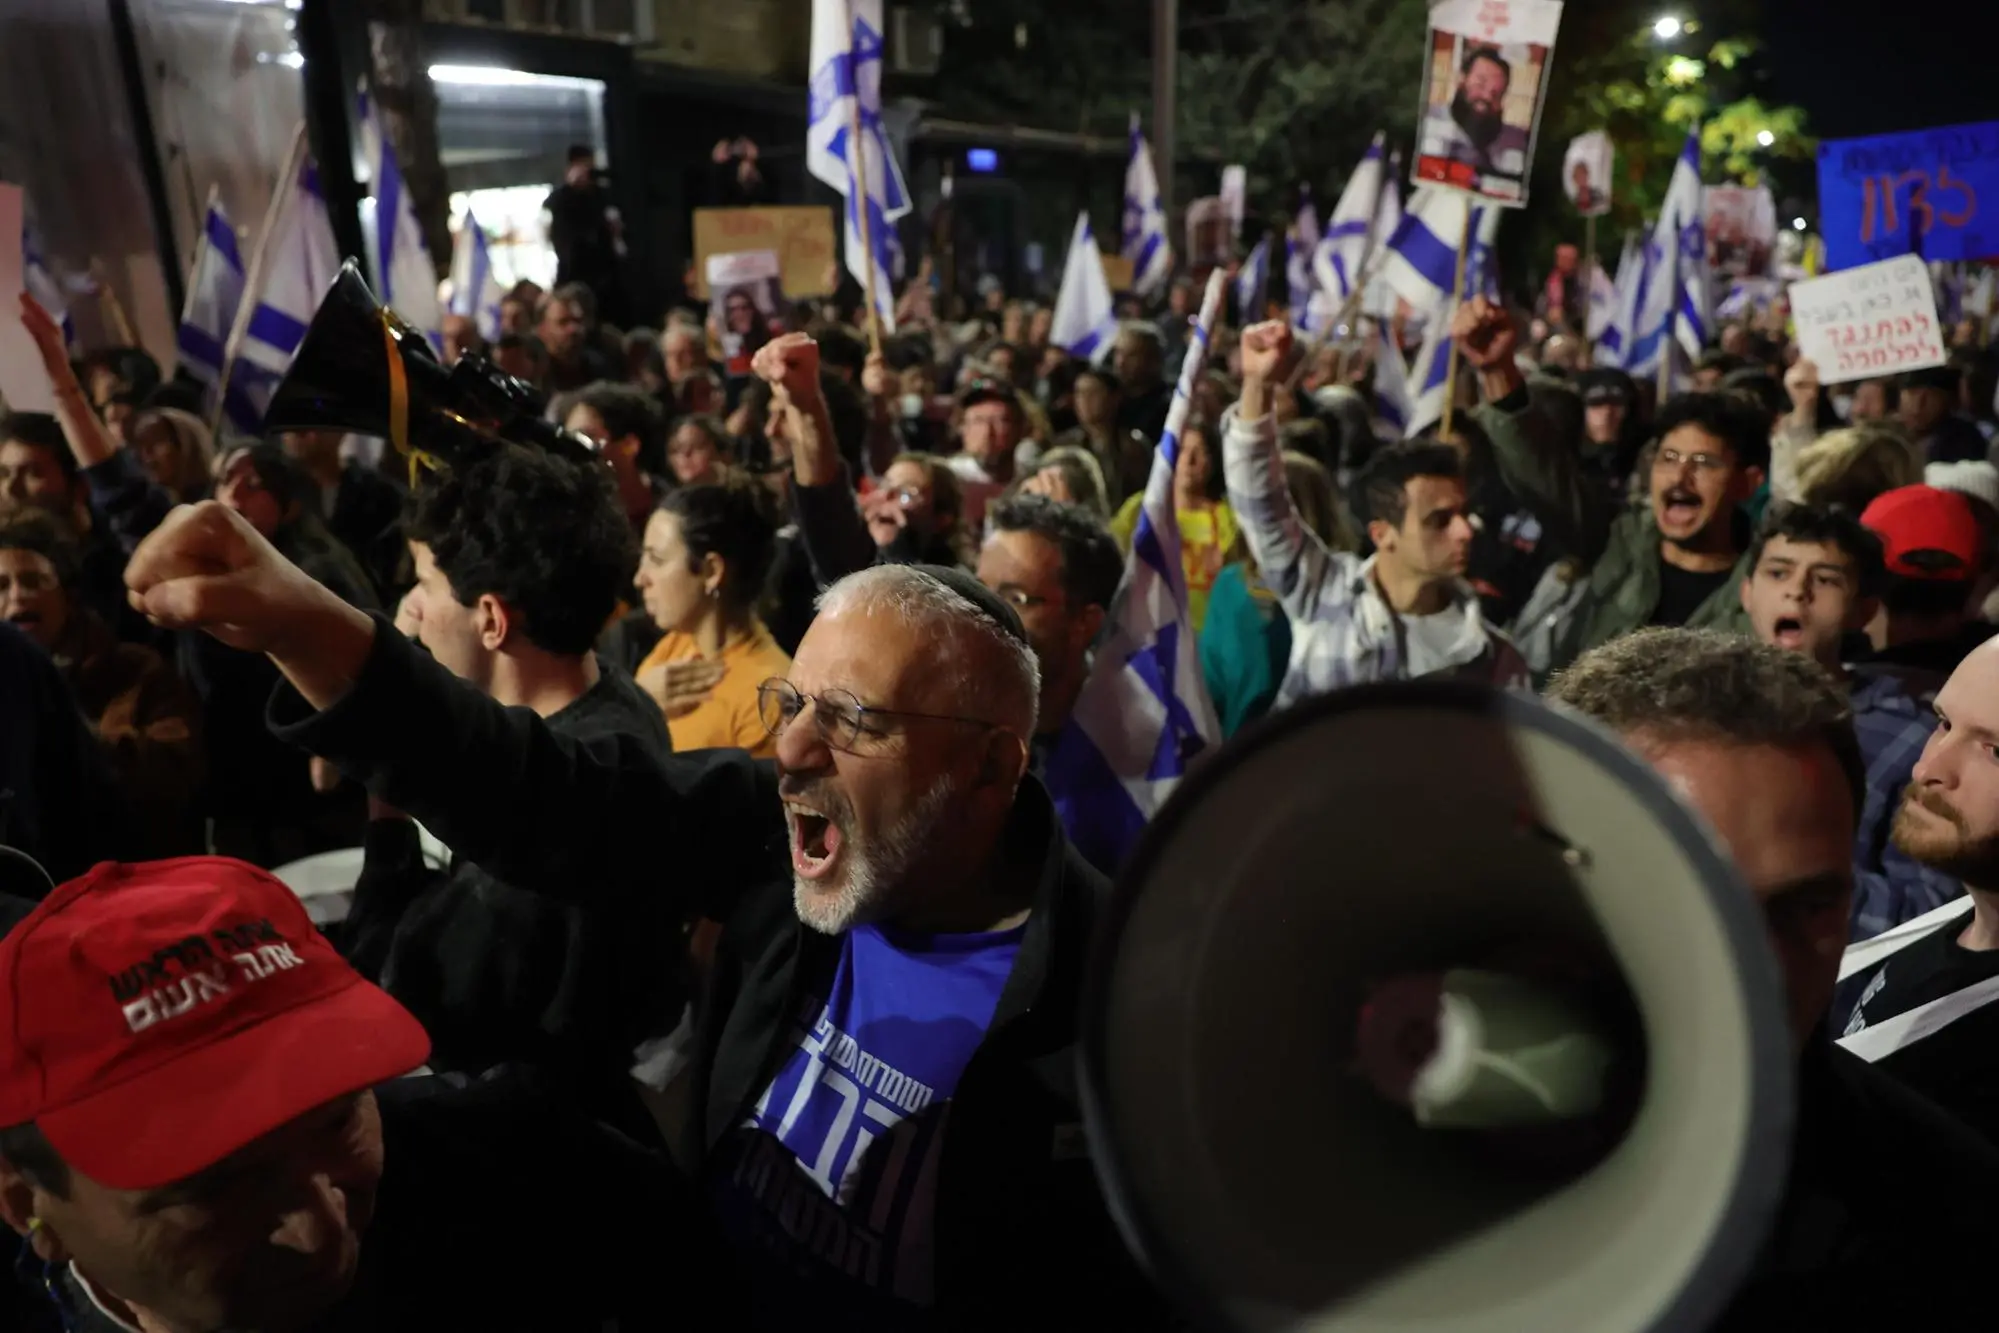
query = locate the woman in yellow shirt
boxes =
[633,479,792,755]
[1109,417,1239,631]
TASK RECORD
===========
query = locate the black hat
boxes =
[1576,367,1637,407]
[912,564,1029,647]
[1903,364,1962,393]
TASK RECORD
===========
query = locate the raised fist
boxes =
[1450,295,1518,370]
[1238,321,1294,383]
[751,332,822,408]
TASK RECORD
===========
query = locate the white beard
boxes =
[794,776,959,935]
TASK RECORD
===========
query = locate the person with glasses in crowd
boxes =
[119,499,1161,1332]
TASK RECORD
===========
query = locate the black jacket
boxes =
[689,775,1165,1331]
[260,622,1158,1330]
[0,620,128,884]
[268,630,682,1137]
[44,1070,731,1332]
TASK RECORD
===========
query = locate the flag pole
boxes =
[211,120,308,440]
[844,21,884,358]
[90,260,138,347]
[1439,217,1472,440]
[1581,211,1597,362]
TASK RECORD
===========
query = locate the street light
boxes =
[1792,217,1808,231]
[1653,15,1683,39]
[1756,130,1776,147]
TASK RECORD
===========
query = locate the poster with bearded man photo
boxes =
[1414,0,1564,206]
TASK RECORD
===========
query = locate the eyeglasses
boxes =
[1653,447,1732,476]
[756,678,997,753]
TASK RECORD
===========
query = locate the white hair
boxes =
[795,773,959,934]
[815,564,1041,737]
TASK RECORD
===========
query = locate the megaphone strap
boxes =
[378,310,442,487]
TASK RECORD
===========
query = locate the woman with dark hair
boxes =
[1109,416,1239,629]
[632,478,792,755]
[668,414,733,488]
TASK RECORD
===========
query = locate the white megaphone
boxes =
[1081,680,1795,1332]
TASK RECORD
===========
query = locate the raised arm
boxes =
[757,333,876,585]
[124,502,780,918]
[19,294,174,553]
[1455,296,1610,566]
[1224,320,1360,623]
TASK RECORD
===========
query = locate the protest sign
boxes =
[0,183,56,414]
[1705,185,1776,280]
[692,206,835,299]
[1816,120,1999,272]
[1219,167,1247,246]
[1789,254,1946,385]
[1563,131,1612,216]
[1100,251,1135,294]
[1413,0,1563,206]
[1184,196,1230,274]
[705,249,785,379]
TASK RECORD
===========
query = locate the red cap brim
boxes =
[35,976,431,1191]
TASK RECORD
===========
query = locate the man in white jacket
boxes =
[1223,321,1528,704]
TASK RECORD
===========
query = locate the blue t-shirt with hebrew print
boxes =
[710,918,1024,1329]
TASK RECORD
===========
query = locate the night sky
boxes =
[1762,0,1996,141]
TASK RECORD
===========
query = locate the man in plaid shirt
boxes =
[1222,321,1530,702]
[1736,502,1962,940]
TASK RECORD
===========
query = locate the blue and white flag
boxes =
[1050,212,1119,364]
[1379,186,1474,316]
[1042,270,1226,873]
[448,212,507,344]
[1314,135,1387,307]
[1596,231,1645,368]
[1122,112,1173,299]
[1626,130,1710,377]
[358,91,443,355]
[1286,186,1319,327]
[1236,234,1271,322]
[1373,320,1416,437]
[1361,161,1405,321]
[1402,203,1499,438]
[233,145,341,400]
[808,0,911,334]
[175,194,265,432]
[1586,237,1626,347]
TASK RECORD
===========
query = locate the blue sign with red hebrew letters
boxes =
[1817,120,1999,271]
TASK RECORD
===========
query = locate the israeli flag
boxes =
[807,0,912,334]
[1041,270,1226,873]
[1596,231,1645,368]
[175,196,265,432]
[1402,203,1498,438]
[1285,186,1319,327]
[1050,212,1119,364]
[1122,112,1173,299]
[234,151,340,397]
[1361,158,1404,320]
[1379,187,1473,317]
[1373,321,1416,437]
[1314,134,1386,306]
[358,91,444,356]
[448,213,507,344]
[1586,236,1627,346]
[1626,130,1710,376]
[1236,234,1271,322]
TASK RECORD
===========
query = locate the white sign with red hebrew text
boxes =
[1789,254,1947,385]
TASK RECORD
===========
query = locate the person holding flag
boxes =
[1040,270,1231,873]
[1222,319,1529,702]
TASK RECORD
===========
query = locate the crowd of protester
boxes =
[7,230,1999,1329]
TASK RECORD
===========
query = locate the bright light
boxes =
[1792,217,1808,231]
[1652,15,1682,38]
[1757,130,1776,147]
[427,64,604,93]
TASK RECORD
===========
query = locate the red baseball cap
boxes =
[1860,484,1985,582]
[0,857,430,1190]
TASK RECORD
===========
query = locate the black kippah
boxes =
[910,564,1030,647]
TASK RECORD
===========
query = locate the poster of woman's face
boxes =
[705,249,786,377]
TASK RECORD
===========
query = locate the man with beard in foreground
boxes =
[1840,637,1999,1143]
[116,501,1158,1331]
